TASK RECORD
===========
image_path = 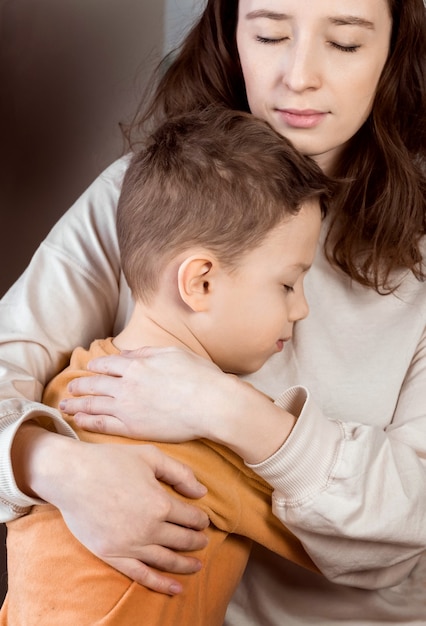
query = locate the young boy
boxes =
[3,107,328,626]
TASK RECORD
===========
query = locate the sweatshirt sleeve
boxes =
[0,157,129,521]
[247,338,426,591]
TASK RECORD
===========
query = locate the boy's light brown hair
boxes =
[117,107,330,301]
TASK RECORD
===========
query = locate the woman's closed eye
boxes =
[256,35,289,44]
[329,41,361,53]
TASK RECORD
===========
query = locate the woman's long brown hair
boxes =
[127,0,426,292]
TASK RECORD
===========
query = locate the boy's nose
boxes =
[290,292,309,322]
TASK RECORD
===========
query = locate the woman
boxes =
[1,0,425,623]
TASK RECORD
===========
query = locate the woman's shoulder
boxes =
[79,154,132,214]
[47,155,132,248]
[97,154,132,193]
[34,156,133,289]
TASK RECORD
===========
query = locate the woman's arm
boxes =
[0,158,209,593]
[0,158,125,518]
[12,421,209,594]
[62,346,298,463]
[64,335,426,591]
[251,382,426,590]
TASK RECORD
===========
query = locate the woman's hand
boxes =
[61,346,297,464]
[12,422,210,595]
[61,347,231,442]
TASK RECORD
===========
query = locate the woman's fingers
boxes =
[26,431,210,595]
[47,441,210,584]
[64,347,225,442]
[67,373,121,399]
[84,349,164,378]
[73,412,123,434]
[146,444,208,500]
[85,348,178,376]
[102,555,195,595]
[157,523,209,554]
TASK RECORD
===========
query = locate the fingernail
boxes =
[59,401,66,410]
[169,583,182,595]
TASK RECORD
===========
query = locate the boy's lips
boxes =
[276,338,290,351]
[277,108,327,129]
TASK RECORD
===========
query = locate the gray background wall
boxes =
[0,0,205,297]
[0,0,203,605]
[0,0,165,297]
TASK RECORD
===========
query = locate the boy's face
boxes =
[202,199,321,375]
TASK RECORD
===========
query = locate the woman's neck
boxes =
[312,142,345,175]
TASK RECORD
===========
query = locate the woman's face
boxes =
[236,0,392,172]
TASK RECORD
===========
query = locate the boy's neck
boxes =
[113,300,212,361]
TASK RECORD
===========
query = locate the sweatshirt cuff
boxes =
[246,385,343,505]
[0,402,77,518]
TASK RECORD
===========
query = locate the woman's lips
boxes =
[277,109,327,129]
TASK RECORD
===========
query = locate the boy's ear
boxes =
[177,255,216,312]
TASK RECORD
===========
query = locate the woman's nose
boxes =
[281,39,322,92]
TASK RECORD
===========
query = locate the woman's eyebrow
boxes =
[245,10,375,30]
[246,10,290,21]
[329,16,375,29]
